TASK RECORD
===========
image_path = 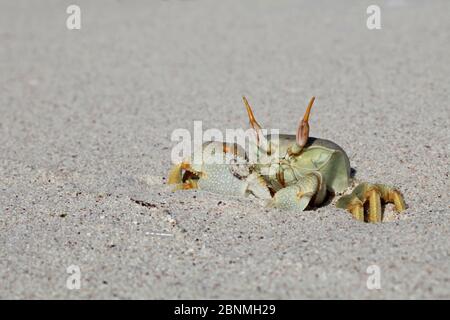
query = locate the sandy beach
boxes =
[0,0,449,299]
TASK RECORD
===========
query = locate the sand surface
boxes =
[1,0,449,299]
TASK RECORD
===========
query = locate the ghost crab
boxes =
[168,96,406,223]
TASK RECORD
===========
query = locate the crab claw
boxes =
[272,172,326,211]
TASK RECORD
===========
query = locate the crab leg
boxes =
[367,188,382,223]
[377,184,406,212]
[336,183,406,223]
[345,198,365,222]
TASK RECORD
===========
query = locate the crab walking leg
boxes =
[392,191,406,212]
[350,202,364,221]
[196,163,272,199]
[376,184,406,212]
[336,183,381,222]
[272,173,323,211]
[345,198,365,222]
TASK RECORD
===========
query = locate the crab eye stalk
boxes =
[296,96,315,149]
[243,96,262,133]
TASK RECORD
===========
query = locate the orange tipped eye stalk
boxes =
[296,96,315,148]
[242,96,262,133]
